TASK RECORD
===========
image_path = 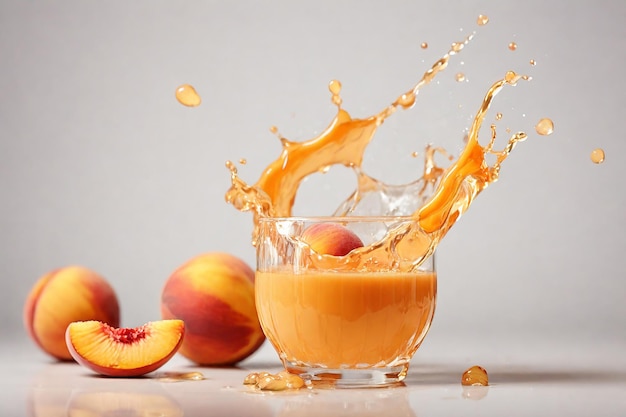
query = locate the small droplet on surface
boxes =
[455,72,466,82]
[590,148,605,164]
[477,14,489,26]
[421,42,428,49]
[156,371,205,382]
[508,42,517,51]
[461,365,489,386]
[243,371,305,391]
[175,84,201,107]
[535,118,554,136]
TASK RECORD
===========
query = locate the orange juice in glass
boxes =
[255,216,437,387]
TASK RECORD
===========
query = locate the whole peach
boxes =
[24,266,120,360]
[301,223,364,256]
[160,252,265,366]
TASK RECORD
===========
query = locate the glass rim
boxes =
[257,215,416,223]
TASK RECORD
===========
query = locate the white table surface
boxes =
[2,332,624,417]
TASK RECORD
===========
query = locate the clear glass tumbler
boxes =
[255,216,437,387]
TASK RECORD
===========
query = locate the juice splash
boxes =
[225,19,544,272]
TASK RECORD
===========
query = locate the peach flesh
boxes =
[66,320,185,377]
[23,266,120,360]
[161,252,265,366]
[301,223,364,256]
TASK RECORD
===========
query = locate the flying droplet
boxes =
[451,42,464,53]
[590,148,605,164]
[455,72,466,82]
[508,42,517,51]
[175,84,201,107]
[477,15,489,26]
[529,59,536,66]
[535,118,554,136]
[421,42,428,49]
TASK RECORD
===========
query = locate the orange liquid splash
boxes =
[226,30,536,272]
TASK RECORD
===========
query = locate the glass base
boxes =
[285,364,409,388]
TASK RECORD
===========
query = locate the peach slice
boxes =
[301,223,364,256]
[65,320,185,377]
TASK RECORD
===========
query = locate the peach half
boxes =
[65,320,185,377]
[301,223,364,256]
[161,252,265,366]
[24,266,120,360]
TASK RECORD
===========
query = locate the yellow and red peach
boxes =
[24,266,120,360]
[160,252,265,366]
[301,223,364,256]
[65,319,185,377]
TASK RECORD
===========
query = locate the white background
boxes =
[1,0,624,352]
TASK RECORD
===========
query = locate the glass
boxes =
[255,216,437,388]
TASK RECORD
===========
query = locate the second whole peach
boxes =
[160,252,265,366]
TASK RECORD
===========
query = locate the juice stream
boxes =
[225,32,531,272]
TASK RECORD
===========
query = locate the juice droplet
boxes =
[329,79,343,107]
[156,371,205,382]
[397,92,416,109]
[590,148,605,164]
[239,158,247,165]
[535,118,554,136]
[244,371,306,391]
[508,42,517,51]
[529,59,536,66]
[175,84,201,107]
[477,14,489,26]
[455,72,466,82]
[461,366,489,386]
[225,160,237,174]
[504,71,522,85]
[495,112,503,120]
[421,42,428,49]
[451,42,464,53]
[269,125,279,134]
[411,151,420,158]
[328,79,342,95]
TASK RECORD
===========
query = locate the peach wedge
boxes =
[65,320,185,377]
